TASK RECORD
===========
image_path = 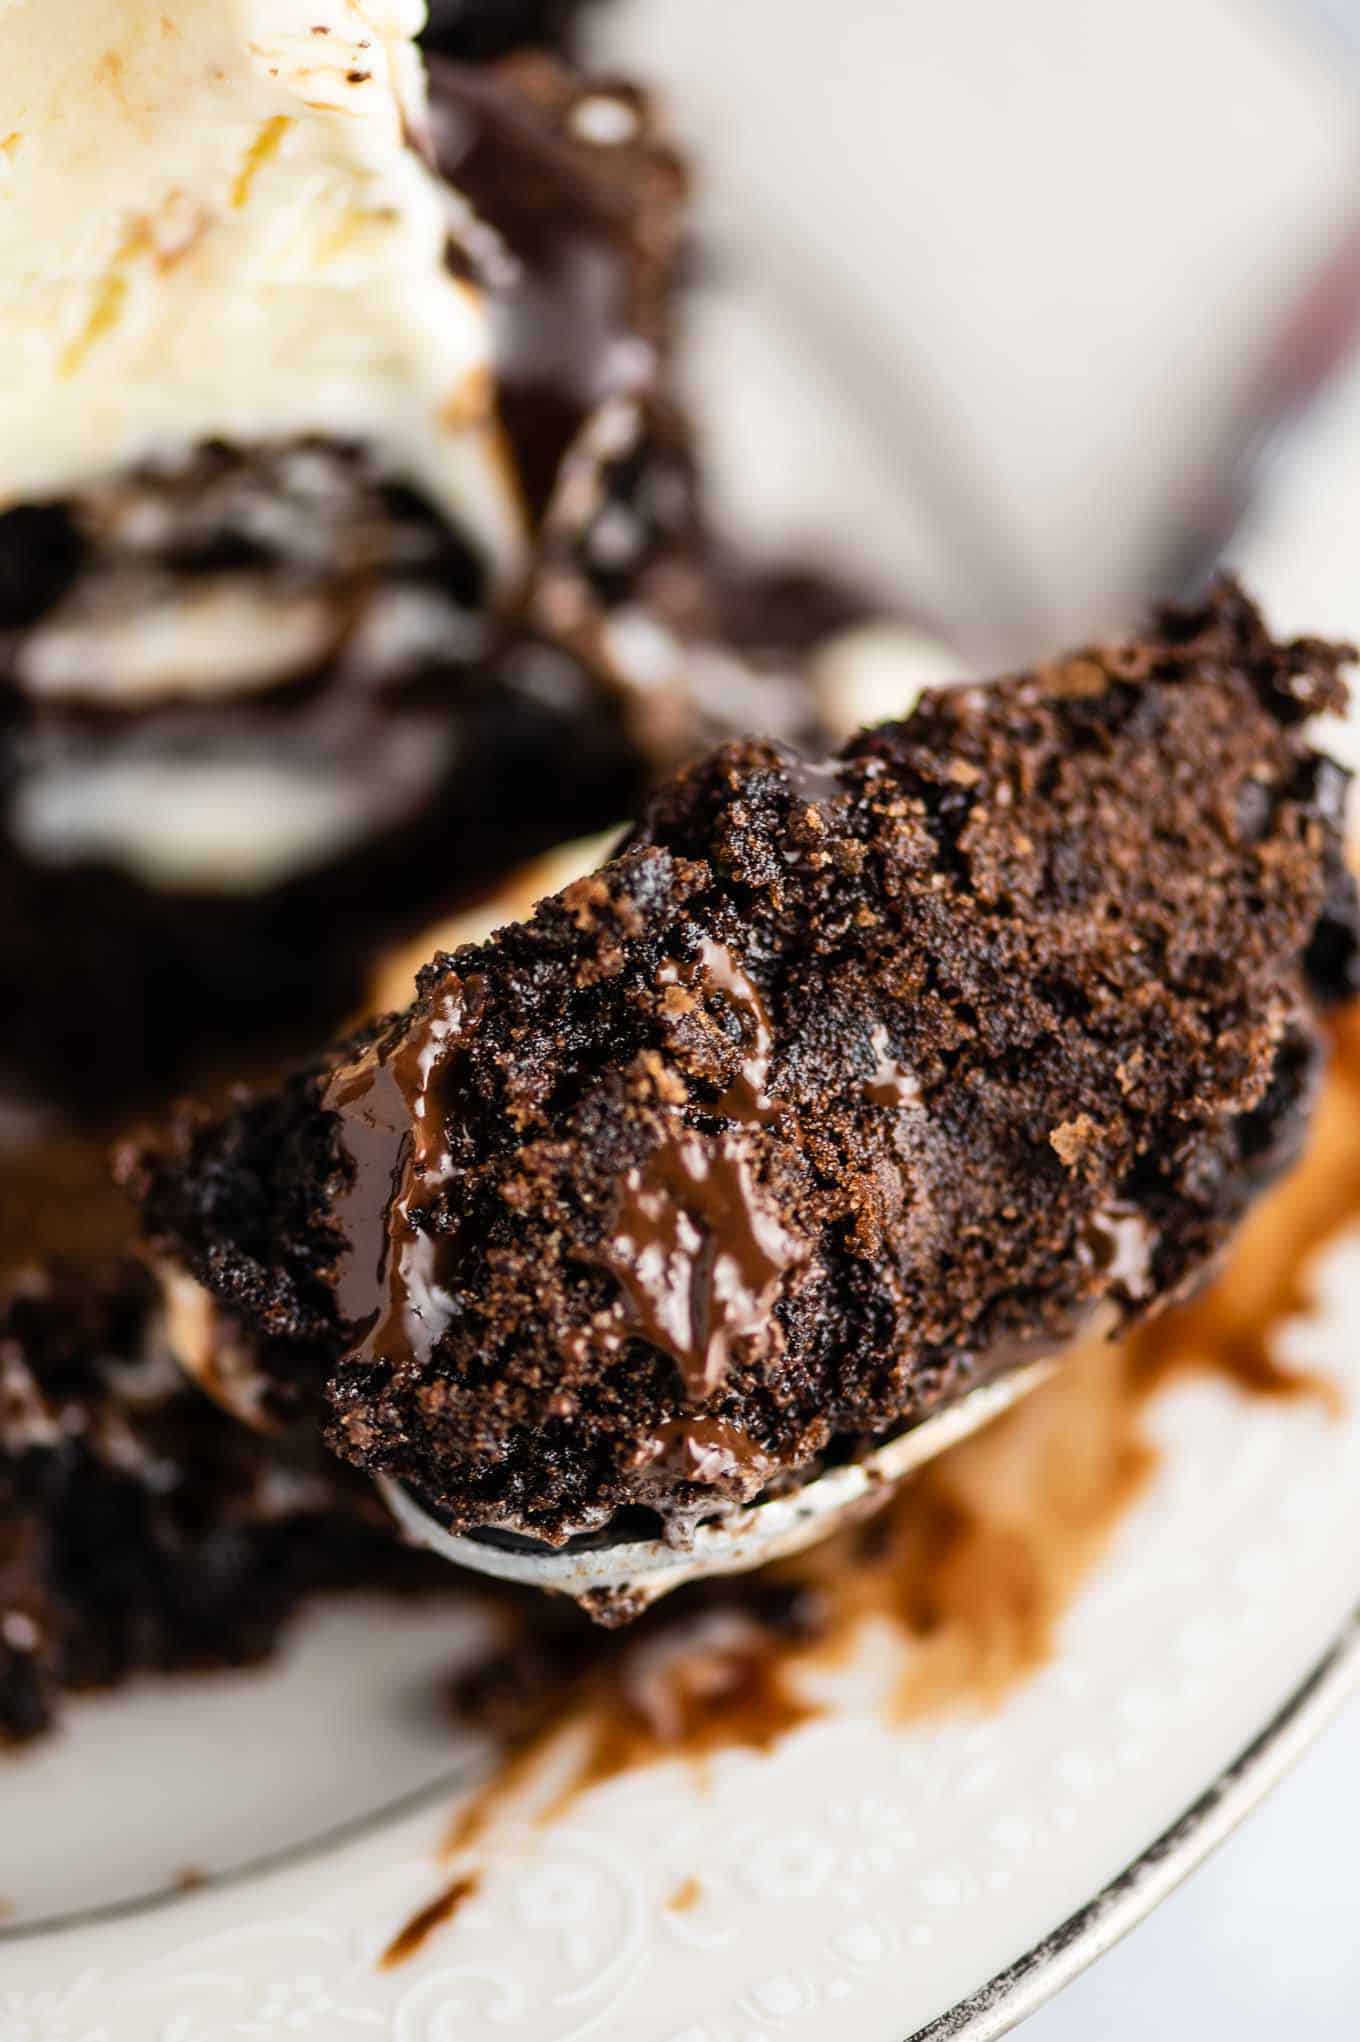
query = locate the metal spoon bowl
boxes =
[378,1360,1056,1613]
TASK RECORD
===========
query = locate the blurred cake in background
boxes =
[0,1256,452,1746]
[0,1,868,1120]
[420,0,605,61]
[0,0,951,1742]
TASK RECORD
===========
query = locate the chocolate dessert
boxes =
[0,439,642,1114]
[0,19,832,1118]
[130,584,1359,1584]
[0,1258,442,1746]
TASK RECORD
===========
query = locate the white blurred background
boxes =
[596,0,1360,2031]
[606,0,1360,657]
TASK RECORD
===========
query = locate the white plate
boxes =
[5,5,1360,2035]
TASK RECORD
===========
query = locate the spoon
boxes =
[377,1358,1056,1613]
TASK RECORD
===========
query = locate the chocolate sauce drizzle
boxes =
[663,938,784,1129]
[380,1871,482,1970]
[324,976,485,1376]
[590,941,807,1399]
[596,1128,807,1401]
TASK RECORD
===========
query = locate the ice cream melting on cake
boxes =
[0,1,857,1119]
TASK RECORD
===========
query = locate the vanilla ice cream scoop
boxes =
[0,0,523,579]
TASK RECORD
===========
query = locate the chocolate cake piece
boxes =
[0,1260,438,1746]
[133,584,1357,1564]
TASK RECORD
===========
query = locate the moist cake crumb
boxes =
[0,1261,445,1745]
[129,583,1359,1572]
